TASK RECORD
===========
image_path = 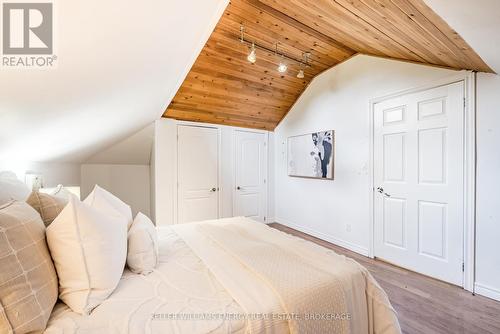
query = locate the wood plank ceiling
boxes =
[164,0,492,130]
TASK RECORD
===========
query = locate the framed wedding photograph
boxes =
[287,130,335,179]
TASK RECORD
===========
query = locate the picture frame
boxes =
[287,130,335,179]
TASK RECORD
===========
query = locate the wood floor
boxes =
[269,223,500,334]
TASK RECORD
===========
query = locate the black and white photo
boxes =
[288,130,335,179]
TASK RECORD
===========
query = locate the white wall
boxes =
[80,123,154,218]
[268,132,276,222]
[274,54,500,301]
[474,73,500,301]
[153,119,177,225]
[81,164,151,218]
[0,161,81,188]
[220,126,235,219]
[153,119,271,226]
[85,124,154,165]
[150,138,156,222]
[273,55,457,255]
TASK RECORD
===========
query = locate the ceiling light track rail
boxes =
[239,25,311,76]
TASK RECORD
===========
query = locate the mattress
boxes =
[44,226,247,334]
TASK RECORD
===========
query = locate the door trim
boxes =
[232,128,269,222]
[368,71,476,292]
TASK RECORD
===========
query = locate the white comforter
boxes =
[44,226,247,334]
[45,217,401,334]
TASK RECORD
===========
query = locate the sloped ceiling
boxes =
[423,0,500,73]
[164,0,493,130]
[0,0,228,163]
[1,0,497,165]
[84,124,154,165]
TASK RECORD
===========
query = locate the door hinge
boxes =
[462,262,465,272]
[463,98,466,108]
[264,216,266,222]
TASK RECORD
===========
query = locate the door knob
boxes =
[236,186,241,190]
[210,188,216,192]
[376,187,391,197]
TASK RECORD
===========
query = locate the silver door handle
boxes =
[236,186,241,190]
[210,188,216,192]
[376,187,391,197]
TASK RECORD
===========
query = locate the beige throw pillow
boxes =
[127,213,159,275]
[26,191,67,227]
[0,201,58,334]
[46,195,127,315]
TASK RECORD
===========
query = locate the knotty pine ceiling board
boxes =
[164,0,492,130]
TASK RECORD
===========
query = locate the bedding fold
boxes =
[172,217,401,334]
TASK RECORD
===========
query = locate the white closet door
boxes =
[373,81,464,285]
[177,125,219,224]
[233,130,267,222]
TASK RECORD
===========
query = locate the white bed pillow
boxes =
[84,185,133,229]
[0,171,30,204]
[127,213,159,275]
[49,184,72,200]
[46,195,128,315]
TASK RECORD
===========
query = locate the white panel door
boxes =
[233,130,267,222]
[177,125,219,224]
[374,82,464,285]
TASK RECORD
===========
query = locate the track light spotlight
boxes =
[247,43,256,63]
[278,61,287,73]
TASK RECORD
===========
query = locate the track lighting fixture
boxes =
[241,26,257,64]
[296,52,310,79]
[247,42,257,63]
[276,44,287,73]
[278,59,288,73]
[239,25,311,76]
[278,62,288,73]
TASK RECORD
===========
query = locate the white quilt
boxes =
[44,227,246,334]
[45,217,401,334]
[173,218,401,334]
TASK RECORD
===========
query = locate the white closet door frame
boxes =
[368,71,476,292]
[231,128,269,222]
[174,122,222,224]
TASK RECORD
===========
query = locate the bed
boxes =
[44,217,401,334]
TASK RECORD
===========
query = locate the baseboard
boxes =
[265,216,275,225]
[274,217,370,257]
[475,282,500,302]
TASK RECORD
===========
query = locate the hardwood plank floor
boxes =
[269,223,500,334]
